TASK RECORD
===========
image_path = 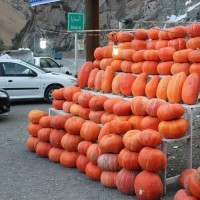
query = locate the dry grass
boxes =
[0,0,26,47]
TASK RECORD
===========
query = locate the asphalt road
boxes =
[0,101,185,200]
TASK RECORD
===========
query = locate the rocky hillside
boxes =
[1,0,200,51]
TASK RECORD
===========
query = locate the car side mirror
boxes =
[60,64,63,67]
[29,70,37,77]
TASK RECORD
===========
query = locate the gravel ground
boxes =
[0,101,199,200]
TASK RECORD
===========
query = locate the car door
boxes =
[1,62,42,100]
[40,58,61,72]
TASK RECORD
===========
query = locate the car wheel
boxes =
[45,85,62,104]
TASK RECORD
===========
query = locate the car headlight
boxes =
[0,91,8,98]
[69,79,78,85]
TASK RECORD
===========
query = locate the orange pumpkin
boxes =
[88,95,108,111]
[94,47,103,60]
[130,96,149,116]
[28,110,48,124]
[77,141,94,155]
[158,28,171,40]
[123,130,143,152]
[86,143,103,165]
[89,110,105,124]
[128,116,145,130]
[168,38,187,50]
[188,50,200,63]
[120,73,136,97]
[139,129,163,147]
[101,113,115,124]
[179,168,196,188]
[77,61,93,88]
[63,85,81,101]
[37,127,52,142]
[145,98,167,117]
[27,123,42,137]
[167,72,187,103]
[187,23,200,38]
[140,116,160,131]
[118,148,141,170]
[159,47,176,61]
[134,170,163,200]
[39,116,54,128]
[171,63,190,75]
[85,162,103,181]
[76,154,90,173]
[120,60,133,73]
[50,129,66,148]
[132,50,145,62]
[174,189,198,200]
[94,70,104,91]
[101,66,115,93]
[52,99,65,110]
[147,27,159,39]
[99,58,113,70]
[182,73,200,105]
[168,25,187,39]
[157,103,185,121]
[35,141,52,158]
[50,115,71,130]
[112,73,123,95]
[52,88,64,100]
[146,40,158,50]
[101,46,113,58]
[190,63,200,75]
[173,49,193,63]
[78,106,91,120]
[155,40,169,50]
[122,49,136,61]
[131,40,147,50]
[156,75,172,100]
[65,117,85,135]
[186,37,200,50]
[138,147,167,172]
[60,151,79,168]
[99,134,124,154]
[26,137,40,152]
[48,147,64,163]
[78,92,94,108]
[116,31,134,42]
[112,100,132,116]
[158,118,188,138]
[142,61,158,75]
[131,62,144,74]
[116,168,138,195]
[80,121,100,142]
[103,98,123,113]
[93,59,101,69]
[61,133,83,151]
[188,169,200,199]
[87,68,99,89]
[97,153,122,171]
[111,60,123,72]
[134,29,148,40]
[157,61,174,75]
[143,50,160,61]
[145,75,160,99]
[131,73,148,96]
[100,171,118,188]
[62,101,74,113]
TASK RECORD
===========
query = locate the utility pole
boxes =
[85,0,99,62]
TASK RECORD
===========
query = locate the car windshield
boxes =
[22,60,50,73]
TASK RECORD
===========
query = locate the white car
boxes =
[0,59,77,103]
[33,57,71,74]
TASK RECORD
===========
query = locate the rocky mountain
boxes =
[1,0,200,53]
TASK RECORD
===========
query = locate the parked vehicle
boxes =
[0,59,77,103]
[0,88,10,114]
[54,52,62,60]
[33,57,71,74]
[1,49,70,74]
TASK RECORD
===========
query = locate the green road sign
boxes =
[67,12,84,31]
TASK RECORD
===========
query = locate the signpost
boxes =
[67,13,85,31]
[67,12,85,77]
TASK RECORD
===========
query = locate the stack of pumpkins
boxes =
[81,23,200,105]
[26,83,189,200]
[26,23,200,200]
[174,167,200,199]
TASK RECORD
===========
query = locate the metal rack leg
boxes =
[186,108,193,168]
[161,141,167,195]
